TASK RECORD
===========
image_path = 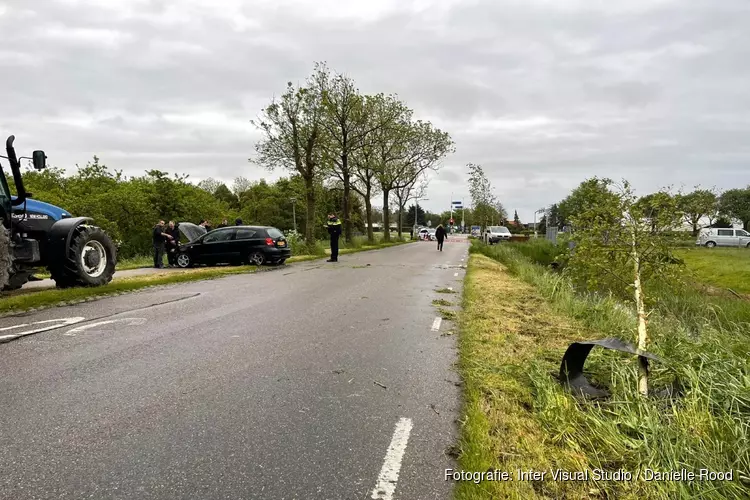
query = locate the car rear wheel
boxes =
[705,241,716,248]
[176,252,193,268]
[248,251,265,266]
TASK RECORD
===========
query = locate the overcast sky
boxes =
[1,0,748,221]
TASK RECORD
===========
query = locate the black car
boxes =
[175,225,290,268]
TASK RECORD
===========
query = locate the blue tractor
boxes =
[0,135,117,290]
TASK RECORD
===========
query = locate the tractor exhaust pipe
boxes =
[6,135,28,207]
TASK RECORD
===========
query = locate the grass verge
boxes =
[675,247,750,295]
[1,239,414,315]
[456,243,750,499]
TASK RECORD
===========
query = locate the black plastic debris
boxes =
[559,337,663,399]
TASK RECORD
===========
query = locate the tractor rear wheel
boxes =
[0,226,11,290]
[49,225,117,288]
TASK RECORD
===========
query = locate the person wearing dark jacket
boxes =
[165,221,180,267]
[217,219,228,228]
[435,224,446,251]
[235,218,243,226]
[326,213,342,262]
[152,220,173,268]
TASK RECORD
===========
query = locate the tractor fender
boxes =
[48,217,93,250]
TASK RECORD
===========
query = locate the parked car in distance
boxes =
[484,226,512,244]
[176,225,291,268]
[696,228,750,248]
[417,228,430,239]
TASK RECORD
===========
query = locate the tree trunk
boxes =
[304,176,316,244]
[365,190,374,243]
[691,216,699,237]
[397,205,403,238]
[745,219,749,231]
[342,161,352,243]
[631,227,649,397]
[382,189,391,242]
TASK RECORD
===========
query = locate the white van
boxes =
[696,228,750,248]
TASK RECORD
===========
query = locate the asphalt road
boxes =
[22,267,172,290]
[0,236,470,500]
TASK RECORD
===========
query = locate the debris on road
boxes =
[373,380,387,390]
[429,404,440,415]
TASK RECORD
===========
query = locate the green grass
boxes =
[675,247,750,294]
[436,287,456,294]
[457,242,750,499]
[1,239,414,315]
[432,298,453,307]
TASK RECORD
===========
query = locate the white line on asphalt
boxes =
[371,417,414,500]
[0,317,86,342]
[448,287,453,291]
[64,318,147,336]
[431,317,442,332]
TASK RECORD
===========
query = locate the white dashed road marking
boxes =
[0,317,86,342]
[371,418,414,500]
[431,317,442,332]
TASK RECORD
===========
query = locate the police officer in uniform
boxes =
[326,213,342,262]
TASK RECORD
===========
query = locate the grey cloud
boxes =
[0,0,749,223]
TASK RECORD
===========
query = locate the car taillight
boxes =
[265,237,274,246]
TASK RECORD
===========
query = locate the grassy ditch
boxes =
[675,247,750,295]
[1,240,413,315]
[455,243,750,499]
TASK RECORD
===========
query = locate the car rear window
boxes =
[266,228,284,239]
[236,228,258,239]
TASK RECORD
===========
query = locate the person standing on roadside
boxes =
[165,221,180,267]
[435,223,446,251]
[326,213,342,262]
[218,218,229,228]
[152,220,173,269]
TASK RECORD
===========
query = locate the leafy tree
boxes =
[198,177,222,195]
[468,163,503,230]
[566,178,683,396]
[231,176,252,198]
[634,192,679,234]
[676,189,718,236]
[719,187,750,230]
[512,210,522,232]
[252,70,327,244]
[537,214,547,235]
[213,183,239,208]
[557,178,616,229]
[319,64,372,243]
[404,206,427,227]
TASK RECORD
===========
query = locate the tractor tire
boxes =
[0,225,11,291]
[49,225,117,288]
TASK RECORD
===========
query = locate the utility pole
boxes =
[461,197,465,234]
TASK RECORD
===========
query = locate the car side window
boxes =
[236,228,258,240]
[736,230,749,237]
[717,230,733,236]
[204,229,234,243]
